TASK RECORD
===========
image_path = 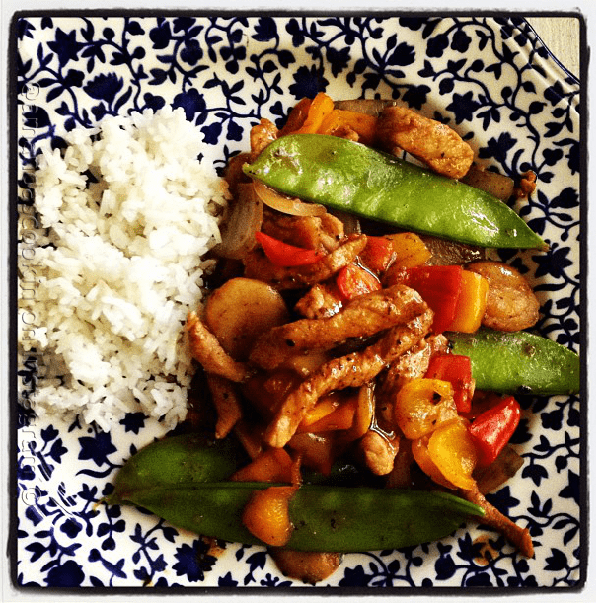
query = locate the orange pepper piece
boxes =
[303,396,358,433]
[231,447,294,483]
[318,109,378,145]
[448,270,489,333]
[242,485,296,547]
[294,92,335,134]
[279,97,312,136]
[341,384,374,442]
[297,393,341,432]
[385,232,432,269]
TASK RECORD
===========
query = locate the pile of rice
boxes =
[19,107,230,430]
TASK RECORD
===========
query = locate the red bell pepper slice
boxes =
[425,353,474,414]
[336,263,382,301]
[468,395,521,467]
[359,236,396,273]
[404,265,463,333]
[256,231,324,267]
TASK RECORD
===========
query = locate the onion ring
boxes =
[213,183,263,260]
[252,180,327,217]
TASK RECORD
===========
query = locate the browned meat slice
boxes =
[379,334,449,399]
[466,261,540,332]
[250,118,278,161]
[223,152,251,197]
[262,208,344,253]
[270,550,342,584]
[206,374,243,439]
[385,437,415,489]
[233,418,265,460]
[186,311,251,383]
[326,123,360,142]
[373,335,448,436]
[514,170,537,200]
[294,283,343,319]
[377,106,474,179]
[358,429,398,476]
[263,307,433,448]
[461,485,534,558]
[250,284,428,370]
[243,234,367,290]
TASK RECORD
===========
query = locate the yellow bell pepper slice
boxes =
[427,419,478,490]
[393,378,459,440]
[411,435,457,490]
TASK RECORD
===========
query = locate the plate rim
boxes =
[10,11,585,590]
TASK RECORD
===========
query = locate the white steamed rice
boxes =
[19,107,230,431]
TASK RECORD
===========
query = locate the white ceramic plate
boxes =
[15,14,582,588]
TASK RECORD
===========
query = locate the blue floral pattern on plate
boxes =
[16,15,581,588]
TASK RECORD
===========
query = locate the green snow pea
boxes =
[448,329,580,395]
[243,134,547,250]
[107,436,484,553]
[110,433,246,498]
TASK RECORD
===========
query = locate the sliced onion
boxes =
[460,164,514,201]
[420,234,487,266]
[329,208,361,235]
[334,98,397,116]
[473,445,524,494]
[252,180,327,217]
[213,183,263,260]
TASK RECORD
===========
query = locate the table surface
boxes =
[525,17,580,79]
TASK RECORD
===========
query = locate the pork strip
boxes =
[250,118,278,161]
[186,311,251,383]
[358,429,398,476]
[294,282,343,319]
[264,307,433,448]
[461,485,534,558]
[262,208,344,253]
[379,334,449,400]
[377,105,474,179]
[385,437,415,489]
[243,234,367,290]
[206,374,244,439]
[250,284,428,370]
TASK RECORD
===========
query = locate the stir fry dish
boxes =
[107,93,580,584]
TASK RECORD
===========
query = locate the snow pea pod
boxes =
[109,433,245,502]
[109,482,484,553]
[448,329,580,395]
[243,134,547,250]
[106,436,484,552]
